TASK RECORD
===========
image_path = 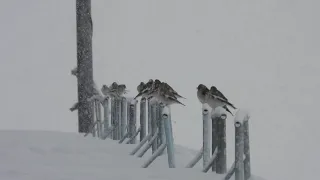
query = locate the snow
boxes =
[162,106,170,116]
[234,110,250,124]
[211,106,227,119]
[0,130,266,180]
[202,104,210,114]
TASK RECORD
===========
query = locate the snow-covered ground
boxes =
[0,0,319,180]
[0,130,265,180]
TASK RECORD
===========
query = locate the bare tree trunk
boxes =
[76,0,94,133]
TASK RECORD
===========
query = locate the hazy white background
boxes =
[0,0,319,180]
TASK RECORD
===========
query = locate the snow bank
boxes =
[0,130,266,180]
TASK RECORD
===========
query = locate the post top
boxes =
[211,106,227,118]
[130,99,138,105]
[202,103,210,113]
[234,109,250,124]
[161,106,170,116]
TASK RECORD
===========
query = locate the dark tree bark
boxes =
[76,0,94,133]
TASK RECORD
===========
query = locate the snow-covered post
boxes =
[158,104,166,155]
[111,98,116,140]
[234,110,246,180]
[128,99,138,144]
[151,104,158,154]
[91,101,96,137]
[162,106,176,168]
[243,113,251,180]
[147,99,152,141]
[212,107,227,174]
[202,104,211,167]
[102,97,109,136]
[186,147,203,168]
[139,98,147,141]
[120,97,126,139]
[127,101,130,127]
[117,98,122,140]
[137,128,159,158]
[211,109,217,172]
[94,100,103,138]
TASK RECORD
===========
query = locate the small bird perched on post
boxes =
[116,84,128,97]
[150,82,185,106]
[196,84,235,115]
[101,82,123,98]
[134,79,154,99]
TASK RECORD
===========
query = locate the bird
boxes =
[101,82,120,98]
[134,79,154,99]
[162,82,186,99]
[116,84,128,97]
[197,84,210,104]
[146,79,162,98]
[152,82,185,106]
[197,84,235,116]
[137,82,145,93]
[206,86,236,114]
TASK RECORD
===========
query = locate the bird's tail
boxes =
[226,101,236,109]
[173,98,186,106]
[134,92,142,99]
[176,93,187,99]
[223,105,233,116]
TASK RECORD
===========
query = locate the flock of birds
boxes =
[100,79,237,116]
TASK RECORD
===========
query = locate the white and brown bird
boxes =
[134,79,154,99]
[197,84,235,115]
[101,82,121,98]
[162,82,186,99]
[116,84,128,97]
[152,82,185,106]
[206,86,236,114]
[197,84,209,104]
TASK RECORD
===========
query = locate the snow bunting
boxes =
[116,84,128,97]
[197,84,234,115]
[206,86,236,114]
[197,84,209,104]
[154,82,185,106]
[101,82,120,98]
[162,82,186,99]
[134,79,154,99]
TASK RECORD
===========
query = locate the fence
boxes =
[70,77,252,180]
[186,105,251,180]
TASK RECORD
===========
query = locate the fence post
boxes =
[111,98,116,140]
[158,104,166,155]
[140,98,147,141]
[202,104,210,167]
[212,107,227,174]
[211,110,217,172]
[91,101,96,137]
[243,114,251,180]
[151,104,158,153]
[102,97,109,136]
[120,97,127,139]
[95,100,103,138]
[128,99,138,144]
[147,99,152,141]
[234,110,246,180]
[162,106,176,168]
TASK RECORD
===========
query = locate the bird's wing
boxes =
[210,94,236,109]
[209,89,228,101]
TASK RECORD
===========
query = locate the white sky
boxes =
[0,1,319,180]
